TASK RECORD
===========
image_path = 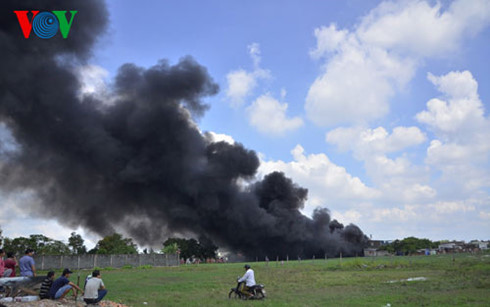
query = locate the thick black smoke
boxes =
[0,0,367,258]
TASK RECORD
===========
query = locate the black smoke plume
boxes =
[0,0,367,258]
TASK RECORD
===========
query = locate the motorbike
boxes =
[228,279,266,300]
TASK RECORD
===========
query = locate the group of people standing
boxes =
[1,249,107,304]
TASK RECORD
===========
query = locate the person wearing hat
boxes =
[238,264,256,298]
[49,268,84,300]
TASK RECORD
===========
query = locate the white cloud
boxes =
[248,42,262,68]
[327,125,433,202]
[76,65,110,102]
[225,70,257,107]
[479,211,490,220]
[225,43,271,107]
[371,205,417,223]
[305,39,414,126]
[357,0,490,57]
[428,201,476,214]
[204,131,235,144]
[417,71,486,137]
[417,71,490,192]
[332,209,362,224]
[306,0,490,127]
[0,189,100,249]
[310,24,349,57]
[247,94,303,136]
[259,145,379,217]
[326,126,426,159]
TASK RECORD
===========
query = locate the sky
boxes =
[1,0,490,249]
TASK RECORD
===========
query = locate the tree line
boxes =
[378,237,440,255]
[0,228,217,259]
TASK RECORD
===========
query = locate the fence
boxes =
[33,253,179,271]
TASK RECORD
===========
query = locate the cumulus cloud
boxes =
[258,144,379,217]
[225,70,257,107]
[417,71,490,193]
[203,131,235,144]
[306,0,490,127]
[326,126,426,159]
[357,0,490,57]
[417,71,486,138]
[306,39,414,126]
[225,43,271,107]
[247,94,304,136]
[326,125,433,203]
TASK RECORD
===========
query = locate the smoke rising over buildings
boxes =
[0,0,367,258]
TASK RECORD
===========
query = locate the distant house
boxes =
[469,240,489,250]
[438,241,465,253]
[367,240,390,248]
[364,248,391,257]
[363,240,391,257]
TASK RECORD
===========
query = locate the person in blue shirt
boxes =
[19,249,36,277]
[49,268,84,300]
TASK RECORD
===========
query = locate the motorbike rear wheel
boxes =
[254,289,266,299]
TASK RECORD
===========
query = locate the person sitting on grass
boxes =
[48,268,84,300]
[39,271,55,299]
[83,270,107,305]
[238,264,256,298]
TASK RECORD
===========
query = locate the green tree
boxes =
[162,242,179,254]
[95,233,138,254]
[41,240,71,255]
[163,237,218,260]
[380,237,439,255]
[2,234,70,255]
[198,236,218,259]
[68,232,87,254]
[3,235,40,255]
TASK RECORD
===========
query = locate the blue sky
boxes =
[2,0,490,248]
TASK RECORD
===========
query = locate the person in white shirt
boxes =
[238,264,256,297]
[83,270,107,305]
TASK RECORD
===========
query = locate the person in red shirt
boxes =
[0,249,12,277]
[3,251,17,277]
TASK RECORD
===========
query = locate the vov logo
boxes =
[14,11,78,39]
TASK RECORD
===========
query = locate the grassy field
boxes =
[57,253,489,306]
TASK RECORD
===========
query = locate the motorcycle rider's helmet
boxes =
[244,264,251,269]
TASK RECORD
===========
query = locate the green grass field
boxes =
[59,253,490,306]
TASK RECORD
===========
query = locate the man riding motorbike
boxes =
[238,264,256,298]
